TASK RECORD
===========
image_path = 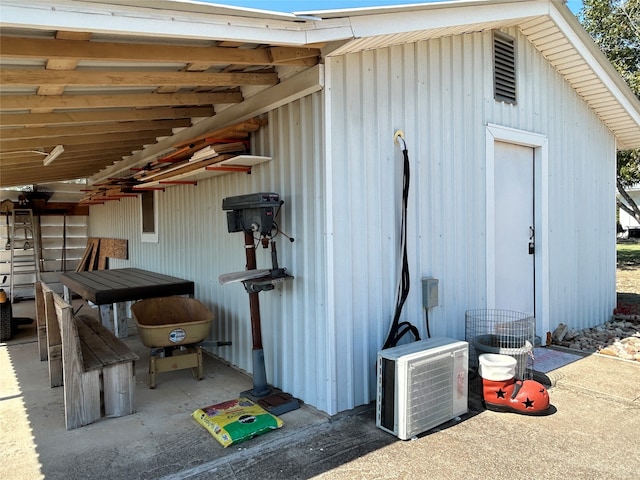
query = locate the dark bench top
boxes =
[76,315,139,371]
[60,268,195,305]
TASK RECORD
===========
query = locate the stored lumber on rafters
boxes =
[77,118,267,201]
[173,118,266,148]
[132,155,271,190]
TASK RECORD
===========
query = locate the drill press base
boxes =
[241,387,300,416]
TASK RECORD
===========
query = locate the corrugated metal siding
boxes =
[488,27,617,334]
[325,28,616,412]
[89,27,617,416]
[89,93,330,412]
[326,8,640,151]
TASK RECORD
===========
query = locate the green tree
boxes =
[580,0,640,225]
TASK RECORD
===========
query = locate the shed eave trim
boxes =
[0,0,311,45]
[346,0,549,38]
[547,2,640,149]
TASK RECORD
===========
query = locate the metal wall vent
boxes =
[493,32,516,104]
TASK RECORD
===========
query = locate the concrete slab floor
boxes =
[1,298,329,479]
[2,298,640,480]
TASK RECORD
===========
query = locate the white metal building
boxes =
[619,186,640,234]
[2,0,640,415]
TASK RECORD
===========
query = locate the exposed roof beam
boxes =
[1,129,174,150]
[1,153,123,167]
[1,70,280,88]
[0,91,242,110]
[0,107,214,126]
[0,36,320,66]
[0,119,191,140]
[2,157,115,170]
[1,172,94,187]
[0,142,145,163]
[59,137,162,153]
[35,31,91,107]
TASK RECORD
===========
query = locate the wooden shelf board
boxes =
[132,155,271,189]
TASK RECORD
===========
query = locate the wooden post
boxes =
[43,289,63,388]
[34,281,48,361]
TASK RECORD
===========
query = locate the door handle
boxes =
[528,226,535,255]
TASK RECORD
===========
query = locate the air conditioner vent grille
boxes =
[376,338,469,440]
[407,354,454,437]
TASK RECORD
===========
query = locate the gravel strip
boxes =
[551,316,640,361]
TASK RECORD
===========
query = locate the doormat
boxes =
[533,347,584,373]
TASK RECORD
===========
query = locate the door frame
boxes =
[485,124,550,343]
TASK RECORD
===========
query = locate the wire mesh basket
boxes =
[465,309,535,381]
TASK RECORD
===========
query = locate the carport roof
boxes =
[1,0,639,189]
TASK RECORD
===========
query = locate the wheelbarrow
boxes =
[131,297,214,388]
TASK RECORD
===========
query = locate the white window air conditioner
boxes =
[376,337,468,440]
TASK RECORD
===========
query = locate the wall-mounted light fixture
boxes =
[43,145,65,166]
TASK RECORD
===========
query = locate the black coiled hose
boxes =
[383,137,420,349]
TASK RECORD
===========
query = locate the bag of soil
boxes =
[192,397,283,447]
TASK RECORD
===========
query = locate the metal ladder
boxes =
[9,209,41,301]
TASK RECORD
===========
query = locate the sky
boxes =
[205,0,584,15]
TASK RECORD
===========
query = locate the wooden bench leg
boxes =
[64,370,101,430]
[103,361,136,417]
[43,289,63,388]
[37,321,48,361]
[48,344,63,388]
[35,282,48,361]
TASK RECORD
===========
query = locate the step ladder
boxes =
[9,209,41,302]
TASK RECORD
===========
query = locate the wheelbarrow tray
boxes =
[131,297,213,348]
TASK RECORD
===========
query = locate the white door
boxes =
[494,141,535,315]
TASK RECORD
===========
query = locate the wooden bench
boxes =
[35,281,139,430]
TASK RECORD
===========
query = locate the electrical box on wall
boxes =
[422,278,438,309]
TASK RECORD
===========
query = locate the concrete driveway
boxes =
[1,299,639,480]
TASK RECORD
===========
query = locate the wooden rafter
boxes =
[1,70,280,87]
[1,92,242,110]
[0,36,320,66]
[0,21,319,188]
[0,119,192,140]
[1,129,176,150]
[0,107,214,127]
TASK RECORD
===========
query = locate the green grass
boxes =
[616,242,640,314]
[617,242,640,268]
